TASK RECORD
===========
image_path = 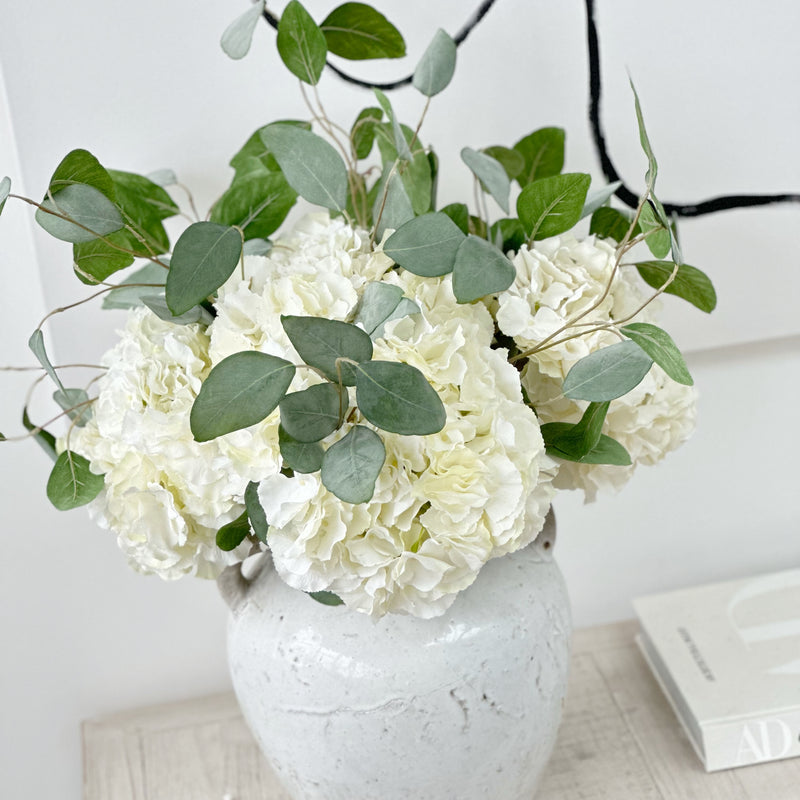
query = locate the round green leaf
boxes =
[260,124,348,212]
[277,0,327,84]
[635,260,717,313]
[47,149,115,199]
[221,0,265,60]
[460,147,510,214]
[639,202,671,259]
[412,28,456,97]
[53,387,92,427]
[590,207,639,243]
[353,282,404,336]
[513,128,565,186]
[620,323,693,385]
[542,423,632,465]
[308,590,345,606]
[280,383,345,442]
[482,146,525,181]
[321,3,406,60]
[279,426,324,473]
[165,222,242,316]
[35,184,125,243]
[321,425,385,503]
[351,106,383,160]
[452,235,516,304]
[216,511,250,551]
[517,173,591,241]
[244,481,269,543]
[562,340,653,402]
[190,351,296,442]
[281,316,373,386]
[355,361,445,435]
[46,450,105,511]
[384,212,465,277]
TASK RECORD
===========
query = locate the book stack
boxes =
[634,569,800,771]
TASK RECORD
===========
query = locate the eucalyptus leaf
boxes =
[460,147,510,213]
[53,387,92,427]
[452,235,516,303]
[580,181,622,220]
[541,424,631,465]
[321,3,405,60]
[373,89,411,161]
[36,184,125,243]
[439,202,469,234]
[190,351,296,442]
[351,106,383,160]
[412,28,456,97]
[165,222,242,315]
[230,121,311,179]
[210,170,297,240]
[353,281,404,334]
[541,401,609,460]
[0,176,10,216]
[401,151,434,216]
[216,511,250,551]
[101,262,166,310]
[108,169,179,251]
[46,149,115,199]
[146,168,177,187]
[355,361,445,435]
[513,127,565,186]
[373,169,413,239]
[243,238,272,256]
[630,79,658,191]
[482,146,524,181]
[73,230,137,285]
[635,260,717,312]
[383,212,465,277]
[589,207,639,243]
[276,0,327,84]
[280,382,345,442]
[261,123,348,212]
[638,201,671,259]
[517,173,591,241]
[321,425,385,503]
[308,590,345,606]
[46,450,104,511]
[244,480,269,543]
[372,297,419,340]
[28,330,64,392]
[562,340,653,402]
[281,315,373,386]
[22,406,57,462]
[221,0,266,59]
[143,295,214,327]
[279,426,324,473]
[490,218,526,253]
[620,323,693,385]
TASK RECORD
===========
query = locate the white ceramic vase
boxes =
[220,515,571,800]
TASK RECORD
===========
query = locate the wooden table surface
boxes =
[82,620,800,799]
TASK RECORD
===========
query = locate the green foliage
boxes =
[276,0,327,84]
[562,340,653,402]
[541,401,609,460]
[0,176,10,216]
[101,262,166,310]
[482,146,524,181]
[383,212,465,277]
[216,510,250,551]
[353,282,419,340]
[439,202,469,234]
[230,121,311,179]
[635,260,717,312]
[638,201,671,259]
[279,426,324,473]
[280,383,345,442]
[221,0,265,60]
[46,149,116,199]
[373,169,414,239]
[28,329,64,392]
[452,235,516,303]
[589,207,639,242]
[351,107,383,159]
[630,79,658,192]
[142,295,214,327]
[165,222,242,316]
[146,168,177,187]
[53,388,92,426]
[320,3,405,60]
[513,127,565,186]
[210,171,297,240]
[620,323,693,385]
[321,424,385,503]
[36,184,125,243]
[490,218,526,253]
[46,450,104,510]
[190,351,296,442]
[373,89,412,161]
[281,315,373,385]
[541,422,632,465]
[517,173,591,241]
[308,590,345,606]
[580,181,622,220]
[460,147,510,213]
[412,29,456,97]
[261,123,348,211]
[244,480,269,543]
[108,169,179,250]
[22,406,57,462]
[355,361,445,435]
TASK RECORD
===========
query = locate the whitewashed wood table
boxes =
[83,621,800,799]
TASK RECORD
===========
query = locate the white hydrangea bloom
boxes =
[69,308,274,579]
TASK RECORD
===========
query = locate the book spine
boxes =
[702,709,800,771]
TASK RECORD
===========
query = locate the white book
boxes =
[633,569,800,771]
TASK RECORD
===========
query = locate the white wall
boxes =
[0,1,798,797]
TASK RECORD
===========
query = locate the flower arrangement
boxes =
[0,1,715,618]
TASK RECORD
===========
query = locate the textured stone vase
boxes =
[219,516,571,800]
